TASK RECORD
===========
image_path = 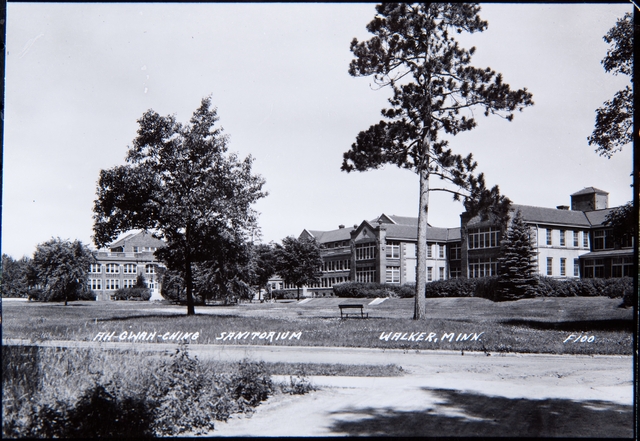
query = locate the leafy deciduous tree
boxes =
[250,243,277,301]
[274,236,323,301]
[93,97,267,315]
[28,238,95,304]
[1,254,31,298]
[588,12,633,158]
[342,3,532,318]
[496,210,538,300]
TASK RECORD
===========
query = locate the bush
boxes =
[332,282,414,298]
[230,359,274,408]
[27,287,95,302]
[424,278,476,298]
[271,289,299,299]
[112,287,151,301]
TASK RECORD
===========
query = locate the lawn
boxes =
[1,296,633,355]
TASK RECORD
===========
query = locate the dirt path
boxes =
[202,346,633,437]
[5,340,633,437]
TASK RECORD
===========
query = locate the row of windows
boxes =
[88,279,154,290]
[427,244,446,259]
[468,258,498,278]
[546,229,589,248]
[90,263,157,274]
[355,243,376,261]
[546,257,579,277]
[468,228,500,249]
[322,259,351,272]
[583,257,633,278]
[356,267,376,283]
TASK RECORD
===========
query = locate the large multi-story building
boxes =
[89,231,166,301]
[285,187,632,297]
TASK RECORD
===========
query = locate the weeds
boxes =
[2,345,314,438]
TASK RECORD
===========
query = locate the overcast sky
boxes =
[3,3,633,258]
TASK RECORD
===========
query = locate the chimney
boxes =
[556,205,569,210]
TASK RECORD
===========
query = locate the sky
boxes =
[2,3,634,258]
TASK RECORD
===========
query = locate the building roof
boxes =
[108,231,165,250]
[305,227,352,244]
[512,204,592,227]
[579,249,633,259]
[571,187,609,196]
[583,208,615,226]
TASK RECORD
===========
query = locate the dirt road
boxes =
[5,339,633,437]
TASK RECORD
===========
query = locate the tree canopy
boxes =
[93,97,267,314]
[1,254,31,298]
[28,238,95,304]
[343,3,532,318]
[587,12,633,158]
[274,236,323,301]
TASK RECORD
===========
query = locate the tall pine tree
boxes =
[496,210,538,300]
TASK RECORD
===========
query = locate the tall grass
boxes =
[1,345,282,438]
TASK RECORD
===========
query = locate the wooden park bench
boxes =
[339,303,368,319]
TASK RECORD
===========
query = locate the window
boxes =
[122,279,137,288]
[438,245,445,258]
[386,241,400,259]
[593,230,614,250]
[574,258,580,277]
[105,279,120,290]
[133,246,140,252]
[123,263,137,274]
[450,243,461,260]
[583,259,604,278]
[439,267,445,280]
[105,263,119,274]
[356,266,376,283]
[468,227,500,249]
[385,266,400,283]
[88,279,101,290]
[583,232,589,248]
[546,258,553,276]
[573,231,579,247]
[546,229,552,246]
[356,243,376,260]
[450,267,462,278]
[559,230,565,247]
[468,258,497,278]
[427,267,433,281]
[145,264,156,274]
[560,258,566,276]
[90,264,101,274]
[427,245,432,258]
[612,257,633,277]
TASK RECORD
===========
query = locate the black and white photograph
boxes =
[1,2,635,438]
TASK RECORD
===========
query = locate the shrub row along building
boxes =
[270,187,633,296]
[89,187,632,300]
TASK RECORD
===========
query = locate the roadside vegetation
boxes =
[2,344,325,438]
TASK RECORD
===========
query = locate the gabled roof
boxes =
[571,187,609,196]
[108,231,165,250]
[372,214,427,227]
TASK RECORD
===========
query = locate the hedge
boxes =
[112,287,151,301]
[425,276,632,302]
[332,282,414,299]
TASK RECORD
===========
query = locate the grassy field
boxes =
[1,296,633,355]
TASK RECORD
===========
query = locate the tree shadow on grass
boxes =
[98,313,236,322]
[328,388,633,437]
[501,319,634,332]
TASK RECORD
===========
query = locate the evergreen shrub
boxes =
[271,289,298,299]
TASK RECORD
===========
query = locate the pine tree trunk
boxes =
[414,169,430,320]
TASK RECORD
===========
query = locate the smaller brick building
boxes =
[89,231,166,301]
